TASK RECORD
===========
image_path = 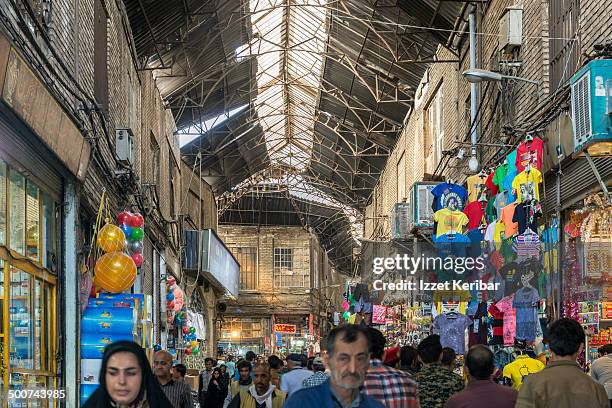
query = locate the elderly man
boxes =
[227,363,286,408]
[284,325,385,408]
[280,353,311,396]
[153,350,193,408]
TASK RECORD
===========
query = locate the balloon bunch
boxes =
[181,326,200,355]
[341,291,355,320]
[117,211,145,268]
[94,223,137,293]
[166,276,186,326]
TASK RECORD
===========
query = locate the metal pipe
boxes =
[469,7,478,165]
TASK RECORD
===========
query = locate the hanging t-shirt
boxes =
[484,221,497,243]
[492,273,506,301]
[512,168,543,202]
[466,229,484,258]
[503,169,518,202]
[500,261,521,295]
[463,201,486,230]
[501,202,519,238]
[433,312,472,355]
[487,302,505,345]
[434,233,470,258]
[515,137,544,173]
[468,302,489,347]
[485,172,499,197]
[485,197,497,222]
[433,208,469,236]
[513,232,541,263]
[467,175,488,203]
[431,183,468,211]
[502,354,545,391]
[494,191,511,219]
[518,258,541,290]
[512,201,541,234]
[495,295,517,346]
[493,163,509,189]
[507,149,518,175]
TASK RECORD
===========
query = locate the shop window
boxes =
[230,247,257,290]
[273,247,309,288]
[9,171,25,255]
[26,181,40,261]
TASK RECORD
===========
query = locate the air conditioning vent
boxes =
[115,127,134,166]
[572,73,592,148]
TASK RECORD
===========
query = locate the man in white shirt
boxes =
[280,354,312,396]
[591,344,612,405]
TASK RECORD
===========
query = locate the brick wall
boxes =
[181,159,218,231]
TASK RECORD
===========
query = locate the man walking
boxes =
[224,360,253,408]
[284,325,385,408]
[516,318,608,408]
[279,353,311,396]
[445,345,517,408]
[154,350,193,408]
[591,344,612,407]
[302,357,329,388]
[363,328,419,408]
[227,363,286,408]
[415,335,463,408]
[199,357,215,406]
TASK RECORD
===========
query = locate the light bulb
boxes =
[468,156,479,172]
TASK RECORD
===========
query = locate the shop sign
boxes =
[274,324,297,334]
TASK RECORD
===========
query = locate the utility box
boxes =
[115,127,134,166]
[499,6,523,51]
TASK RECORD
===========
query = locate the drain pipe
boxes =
[468,5,479,172]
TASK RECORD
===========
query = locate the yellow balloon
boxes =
[94,251,137,293]
[97,224,126,253]
[191,340,198,348]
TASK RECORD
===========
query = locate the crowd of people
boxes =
[82,317,612,408]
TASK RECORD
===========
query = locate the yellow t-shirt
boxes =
[433,208,469,236]
[511,168,543,202]
[466,175,488,202]
[502,354,545,390]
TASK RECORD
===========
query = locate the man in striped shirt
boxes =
[363,328,420,408]
[154,350,194,408]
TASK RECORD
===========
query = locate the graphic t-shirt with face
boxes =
[512,168,543,202]
[431,183,468,211]
[467,175,488,203]
[515,137,544,173]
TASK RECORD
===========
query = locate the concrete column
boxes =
[63,181,79,408]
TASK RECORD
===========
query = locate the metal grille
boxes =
[273,246,308,288]
[229,247,258,290]
[571,73,592,146]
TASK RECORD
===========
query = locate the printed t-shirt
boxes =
[493,163,509,188]
[433,313,472,355]
[515,137,544,173]
[512,201,541,234]
[494,191,511,219]
[463,201,486,230]
[502,354,544,391]
[488,302,505,345]
[500,261,521,295]
[507,149,518,175]
[495,295,517,346]
[485,172,499,196]
[434,208,469,236]
[432,183,468,211]
[467,175,489,202]
[503,170,518,202]
[501,203,519,238]
[512,168,543,202]
[485,197,497,222]
[513,232,541,262]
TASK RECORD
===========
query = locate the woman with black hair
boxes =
[82,341,172,408]
[204,367,229,408]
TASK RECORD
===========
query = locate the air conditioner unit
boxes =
[499,6,523,52]
[408,182,439,229]
[570,59,612,156]
[115,127,134,166]
[391,203,411,240]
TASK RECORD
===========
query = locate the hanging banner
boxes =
[372,305,387,324]
[274,324,297,334]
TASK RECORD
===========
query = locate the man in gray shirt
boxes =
[280,354,312,396]
[154,350,193,408]
[591,344,612,404]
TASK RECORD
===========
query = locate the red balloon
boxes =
[185,348,192,355]
[131,253,144,268]
[182,327,190,335]
[128,213,144,228]
[117,211,132,226]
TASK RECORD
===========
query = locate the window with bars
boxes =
[230,247,257,290]
[273,247,309,288]
[424,84,444,174]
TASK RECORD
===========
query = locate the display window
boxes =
[0,158,59,405]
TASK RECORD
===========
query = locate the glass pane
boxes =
[0,259,3,332]
[34,279,42,370]
[42,193,56,271]
[44,283,53,372]
[8,373,51,408]
[26,181,40,261]
[0,161,6,245]
[9,171,25,255]
[9,268,32,370]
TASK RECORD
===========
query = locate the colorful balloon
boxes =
[117,211,132,226]
[167,292,175,301]
[130,241,143,253]
[128,213,144,228]
[131,253,144,268]
[167,300,175,309]
[185,348,192,355]
[120,224,133,239]
[182,327,190,335]
[167,276,176,286]
[192,347,199,355]
[93,252,137,293]
[130,227,144,241]
[189,327,196,334]
[97,224,126,253]
[190,340,198,348]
